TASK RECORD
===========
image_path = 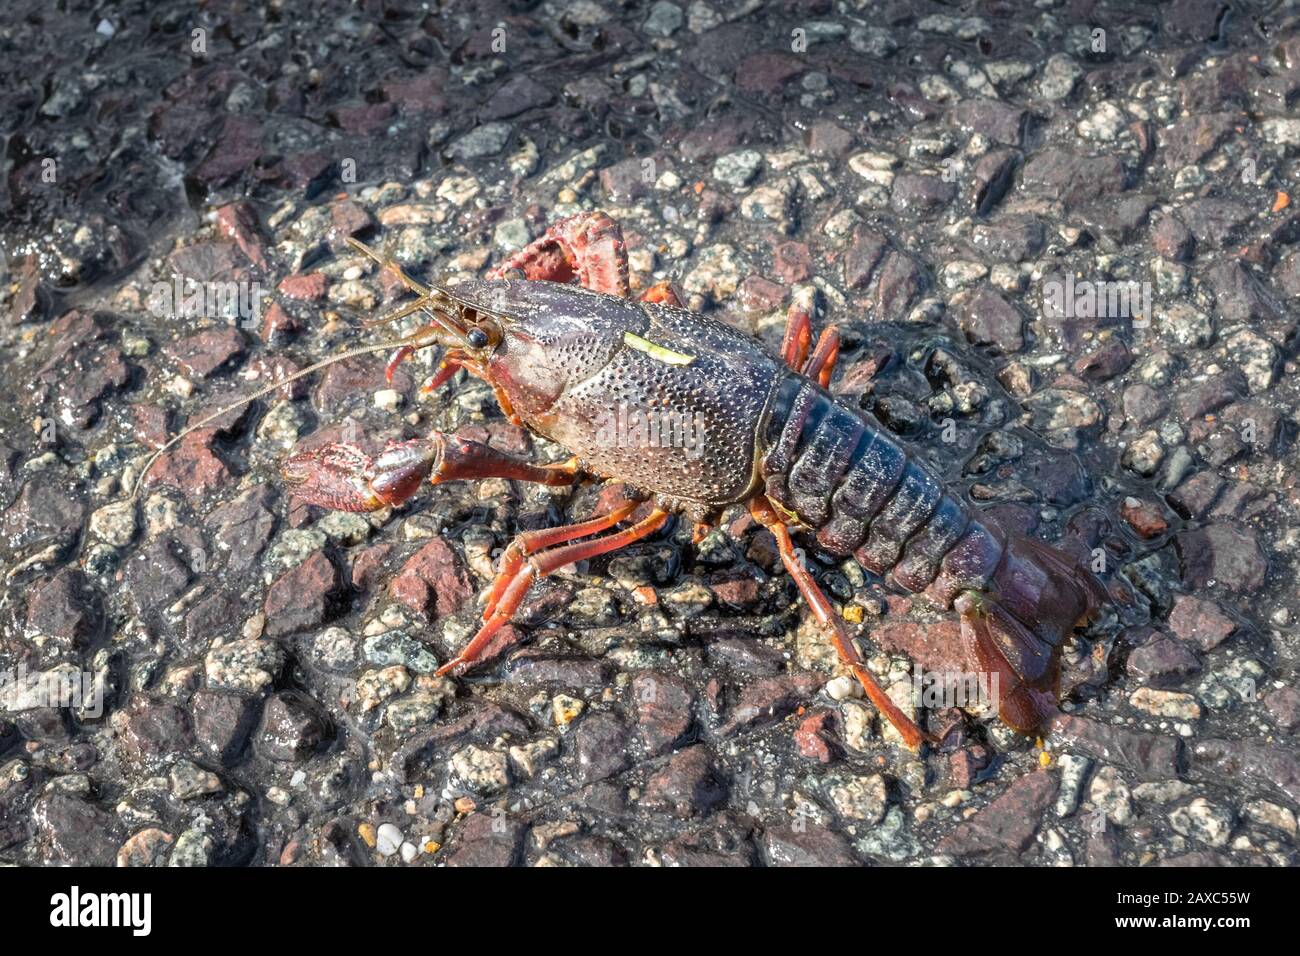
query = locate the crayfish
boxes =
[140,211,1111,750]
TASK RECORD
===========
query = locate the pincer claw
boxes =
[280,443,384,512]
[280,440,438,511]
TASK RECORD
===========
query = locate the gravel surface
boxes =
[1,0,1298,867]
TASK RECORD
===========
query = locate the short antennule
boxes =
[346,237,467,343]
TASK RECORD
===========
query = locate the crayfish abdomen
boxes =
[758,372,1107,732]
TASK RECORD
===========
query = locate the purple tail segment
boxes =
[760,374,1110,733]
[948,532,1107,731]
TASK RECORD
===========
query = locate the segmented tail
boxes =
[957,535,1109,732]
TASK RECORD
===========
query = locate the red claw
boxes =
[280,440,437,512]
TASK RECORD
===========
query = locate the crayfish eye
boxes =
[467,327,490,349]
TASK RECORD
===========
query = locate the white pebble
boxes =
[376,822,403,857]
[373,389,402,411]
[166,376,195,398]
[399,841,418,863]
[825,675,861,701]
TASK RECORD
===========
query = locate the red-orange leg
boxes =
[640,280,685,307]
[780,299,813,371]
[483,501,639,618]
[437,506,670,677]
[385,345,416,383]
[749,498,930,751]
[421,356,462,393]
[803,327,841,388]
[489,381,524,427]
[427,434,581,488]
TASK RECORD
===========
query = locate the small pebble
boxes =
[376,823,403,857]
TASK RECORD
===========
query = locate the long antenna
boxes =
[128,336,429,501]
[130,237,463,502]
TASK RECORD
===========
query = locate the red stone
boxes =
[1120,497,1169,539]
[454,422,532,456]
[736,275,786,313]
[384,70,449,112]
[794,709,839,763]
[245,355,308,400]
[314,355,411,413]
[948,745,991,788]
[709,572,760,609]
[164,327,247,379]
[349,543,396,592]
[1266,687,1300,734]
[719,673,822,736]
[744,527,780,571]
[735,52,804,94]
[131,404,171,449]
[1167,595,1237,651]
[216,202,269,271]
[642,745,726,818]
[631,671,694,755]
[831,349,893,398]
[771,240,813,284]
[278,272,327,302]
[330,200,373,240]
[143,429,231,499]
[874,619,971,675]
[260,302,301,341]
[389,538,474,618]
[265,551,341,637]
[332,101,395,135]
[938,771,1057,857]
[806,121,854,158]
